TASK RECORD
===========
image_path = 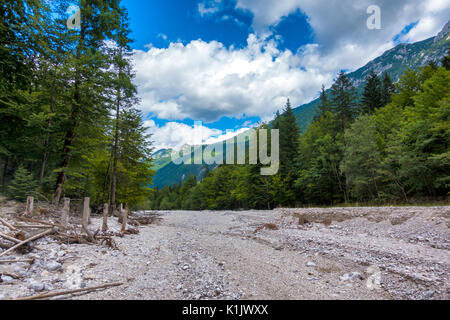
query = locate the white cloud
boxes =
[134,35,331,123]
[198,0,223,17]
[145,120,252,150]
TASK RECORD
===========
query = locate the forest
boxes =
[0,0,153,212]
[149,58,450,210]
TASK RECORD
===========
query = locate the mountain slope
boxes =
[294,22,450,131]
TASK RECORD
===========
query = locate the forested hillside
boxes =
[0,0,153,210]
[149,56,450,210]
[293,22,450,131]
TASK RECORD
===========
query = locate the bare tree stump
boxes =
[82,197,90,232]
[102,203,108,232]
[118,203,124,224]
[121,205,129,233]
[25,196,34,216]
[60,198,70,228]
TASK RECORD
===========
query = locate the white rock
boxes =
[306,261,316,267]
[29,281,45,292]
[45,261,62,272]
[1,276,14,283]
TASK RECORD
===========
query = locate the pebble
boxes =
[340,272,362,282]
[306,261,316,267]
[0,294,5,300]
[424,290,435,299]
[45,261,62,272]
[1,276,14,283]
[29,281,45,292]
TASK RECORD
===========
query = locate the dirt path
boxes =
[1,207,449,300]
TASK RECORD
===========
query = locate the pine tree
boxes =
[380,72,395,106]
[315,85,331,120]
[330,71,359,131]
[441,48,450,70]
[279,99,300,174]
[8,167,38,202]
[361,69,382,114]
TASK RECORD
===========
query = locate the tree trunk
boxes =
[1,157,8,192]
[109,70,122,217]
[53,23,85,206]
[39,72,56,185]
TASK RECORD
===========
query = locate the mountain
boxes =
[293,21,450,131]
[151,148,173,171]
[152,22,449,188]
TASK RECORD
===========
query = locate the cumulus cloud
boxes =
[134,35,330,123]
[145,120,252,150]
[235,0,449,69]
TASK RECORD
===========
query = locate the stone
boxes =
[340,272,362,282]
[45,261,62,272]
[29,281,45,292]
[424,290,435,299]
[306,261,316,267]
[1,276,13,283]
[275,246,284,251]
[0,294,5,300]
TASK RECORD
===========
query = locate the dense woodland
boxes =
[0,0,153,211]
[149,58,450,210]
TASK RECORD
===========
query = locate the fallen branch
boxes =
[0,217,17,231]
[0,228,55,257]
[17,217,66,229]
[14,282,124,300]
[0,232,22,244]
[14,224,53,229]
[0,258,35,264]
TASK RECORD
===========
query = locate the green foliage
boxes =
[0,0,154,209]
[361,69,383,114]
[8,167,38,202]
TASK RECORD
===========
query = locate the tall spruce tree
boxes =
[315,85,331,120]
[361,69,383,114]
[330,71,359,131]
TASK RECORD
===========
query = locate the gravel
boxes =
[0,205,449,300]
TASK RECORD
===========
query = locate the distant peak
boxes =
[435,20,450,42]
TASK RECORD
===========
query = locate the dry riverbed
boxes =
[1,206,449,300]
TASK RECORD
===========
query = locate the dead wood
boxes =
[0,228,55,257]
[13,282,124,300]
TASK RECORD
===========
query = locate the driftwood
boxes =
[0,258,34,264]
[17,217,66,229]
[14,282,124,300]
[0,232,22,244]
[14,224,52,229]
[0,217,17,231]
[0,228,55,257]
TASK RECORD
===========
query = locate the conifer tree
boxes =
[330,71,359,131]
[361,69,382,114]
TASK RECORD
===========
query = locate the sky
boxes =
[120,0,450,150]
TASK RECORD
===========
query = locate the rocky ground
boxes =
[0,203,449,300]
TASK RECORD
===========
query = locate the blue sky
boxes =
[117,0,449,150]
